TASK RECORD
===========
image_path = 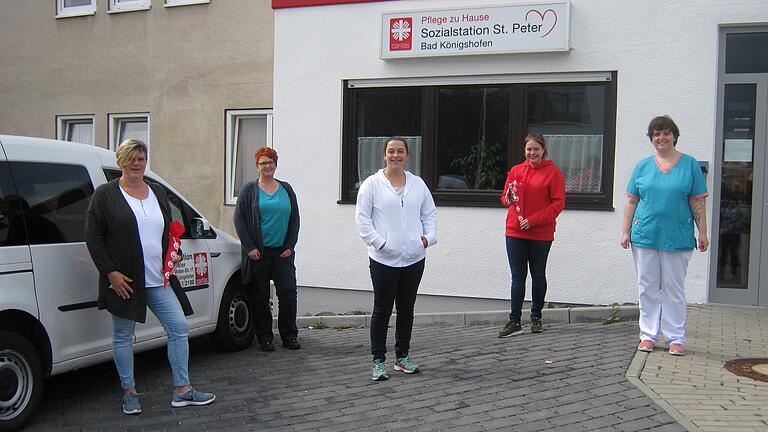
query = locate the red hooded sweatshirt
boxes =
[501,159,566,241]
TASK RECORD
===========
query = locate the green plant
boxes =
[333,324,352,331]
[601,305,622,325]
[310,318,328,330]
[449,89,504,190]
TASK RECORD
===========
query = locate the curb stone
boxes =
[625,350,702,432]
[294,305,640,329]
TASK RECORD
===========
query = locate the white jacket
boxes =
[355,169,438,267]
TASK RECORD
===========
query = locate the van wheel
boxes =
[212,280,255,352]
[0,332,43,432]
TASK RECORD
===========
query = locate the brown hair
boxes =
[254,147,278,164]
[524,132,548,159]
[383,136,409,155]
[646,115,680,145]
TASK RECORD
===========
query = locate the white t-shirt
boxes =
[120,186,165,287]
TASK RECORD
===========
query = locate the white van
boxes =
[0,135,255,431]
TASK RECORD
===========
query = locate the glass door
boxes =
[711,84,762,304]
[710,30,768,306]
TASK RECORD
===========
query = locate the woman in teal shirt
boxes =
[234,147,301,352]
[620,116,708,356]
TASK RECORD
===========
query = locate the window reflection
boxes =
[528,85,606,193]
[354,89,422,186]
[726,33,768,74]
[717,84,755,288]
[437,87,508,190]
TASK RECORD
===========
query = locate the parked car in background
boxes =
[0,135,255,431]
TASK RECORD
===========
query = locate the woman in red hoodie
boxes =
[498,133,566,338]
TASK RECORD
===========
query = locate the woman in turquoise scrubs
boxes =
[620,116,709,356]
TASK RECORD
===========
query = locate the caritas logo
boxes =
[390,17,412,51]
[193,252,209,285]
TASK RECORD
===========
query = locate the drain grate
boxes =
[724,358,768,383]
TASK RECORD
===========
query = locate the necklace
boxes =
[658,151,679,166]
[135,196,147,218]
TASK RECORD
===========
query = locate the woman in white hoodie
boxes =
[355,136,438,381]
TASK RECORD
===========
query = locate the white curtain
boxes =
[545,134,603,193]
[67,122,93,145]
[119,120,148,146]
[357,136,422,186]
[234,117,267,197]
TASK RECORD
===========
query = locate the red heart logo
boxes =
[525,8,558,38]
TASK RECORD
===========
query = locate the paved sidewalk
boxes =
[22,320,683,431]
[629,304,768,432]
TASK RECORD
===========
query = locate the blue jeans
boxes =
[506,237,552,323]
[112,285,190,389]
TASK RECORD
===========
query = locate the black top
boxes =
[85,179,172,323]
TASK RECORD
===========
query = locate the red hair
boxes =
[254,147,278,164]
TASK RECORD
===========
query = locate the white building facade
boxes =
[272,0,768,309]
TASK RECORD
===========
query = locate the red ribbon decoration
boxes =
[163,220,185,288]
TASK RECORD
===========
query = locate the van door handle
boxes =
[210,252,221,257]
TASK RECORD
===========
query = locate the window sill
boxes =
[55,10,97,18]
[164,0,210,7]
[108,5,151,14]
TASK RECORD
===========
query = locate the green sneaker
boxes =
[394,356,420,374]
[531,318,544,333]
[372,359,389,381]
[498,321,523,338]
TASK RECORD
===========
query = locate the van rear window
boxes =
[9,162,94,244]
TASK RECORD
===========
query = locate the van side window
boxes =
[103,168,210,239]
[0,161,28,246]
[9,162,94,244]
[145,178,196,238]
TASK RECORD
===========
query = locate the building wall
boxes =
[0,0,274,233]
[273,0,768,306]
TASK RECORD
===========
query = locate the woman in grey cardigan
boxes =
[234,146,300,352]
[85,139,215,415]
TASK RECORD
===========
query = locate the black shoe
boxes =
[260,340,275,352]
[498,321,523,338]
[282,338,301,350]
[531,318,544,333]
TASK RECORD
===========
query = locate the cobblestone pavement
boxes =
[21,320,684,431]
[637,304,768,432]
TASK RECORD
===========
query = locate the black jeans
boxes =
[369,258,425,362]
[506,237,552,323]
[249,247,298,342]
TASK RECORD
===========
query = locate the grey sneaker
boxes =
[498,321,524,338]
[394,356,420,374]
[171,388,216,407]
[122,392,141,415]
[531,318,544,333]
[372,359,389,381]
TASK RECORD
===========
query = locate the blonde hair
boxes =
[115,139,148,168]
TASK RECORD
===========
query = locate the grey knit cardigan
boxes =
[85,180,172,323]
[233,179,300,284]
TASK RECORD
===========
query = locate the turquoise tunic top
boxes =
[626,153,708,251]
[259,184,291,248]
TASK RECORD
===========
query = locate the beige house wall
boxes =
[0,0,274,234]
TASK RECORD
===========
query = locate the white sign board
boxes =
[381,1,570,59]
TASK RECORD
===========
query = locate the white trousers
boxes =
[631,246,692,346]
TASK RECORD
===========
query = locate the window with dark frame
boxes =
[341,74,617,209]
